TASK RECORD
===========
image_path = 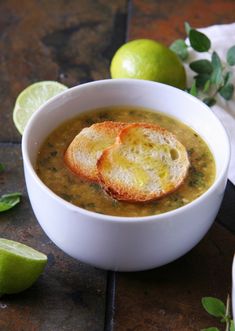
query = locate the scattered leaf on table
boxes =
[0,193,22,212]
[202,297,226,318]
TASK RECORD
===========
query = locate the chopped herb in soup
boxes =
[36,106,215,217]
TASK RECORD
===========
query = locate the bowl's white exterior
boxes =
[22,79,230,271]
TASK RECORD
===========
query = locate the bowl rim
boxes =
[22,79,231,223]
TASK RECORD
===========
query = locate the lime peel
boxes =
[110,39,186,89]
[0,238,47,295]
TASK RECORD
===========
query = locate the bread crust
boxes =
[97,123,190,202]
[64,121,127,182]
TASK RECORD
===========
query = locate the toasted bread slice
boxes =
[64,121,127,182]
[97,123,190,202]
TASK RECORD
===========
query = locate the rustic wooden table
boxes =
[0,1,235,330]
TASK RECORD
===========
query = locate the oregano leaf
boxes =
[211,52,224,87]
[189,29,211,52]
[194,74,211,89]
[203,97,216,107]
[189,81,197,96]
[0,192,21,212]
[170,39,188,60]
[202,297,226,318]
[227,45,235,66]
[0,163,4,172]
[230,320,235,331]
[219,83,234,100]
[184,22,192,35]
[203,79,211,93]
[189,60,213,74]
[172,22,234,107]
[224,71,233,85]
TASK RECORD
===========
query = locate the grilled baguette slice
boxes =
[64,121,127,182]
[97,123,190,202]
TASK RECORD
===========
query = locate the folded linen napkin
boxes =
[184,22,235,185]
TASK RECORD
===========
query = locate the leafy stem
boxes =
[225,295,231,331]
[0,163,22,212]
[0,163,4,172]
[201,295,234,331]
[170,22,235,106]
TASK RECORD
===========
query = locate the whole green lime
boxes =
[110,39,186,89]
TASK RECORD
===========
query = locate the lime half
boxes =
[13,81,68,134]
[0,238,47,295]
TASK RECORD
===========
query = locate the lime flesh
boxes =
[110,39,186,89]
[0,238,47,295]
[13,81,68,135]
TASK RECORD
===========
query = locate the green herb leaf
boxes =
[227,45,235,66]
[224,71,233,85]
[194,74,211,89]
[203,97,216,107]
[0,163,4,172]
[189,59,213,74]
[202,297,226,318]
[211,52,224,87]
[189,81,197,97]
[189,29,211,52]
[171,22,234,108]
[203,79,211,93]
[170,39,188,60]
[189,167,205,186]
[230,320,235,331]
[184,22,192,35]
[201,328,220,331]
[219,83,234,100]
[0,192,21,212]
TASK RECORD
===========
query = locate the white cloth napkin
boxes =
[184,23,235,185]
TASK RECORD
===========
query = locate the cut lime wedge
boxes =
[13,81,68,134]
[0,238,47,295]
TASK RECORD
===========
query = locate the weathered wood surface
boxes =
[113,224,235,331]
[0,0,127,142]
[1,0,235,330]
[0,1,127,330]
[127,0,235,43]
[0,145,107,331]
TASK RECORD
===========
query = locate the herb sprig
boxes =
[0,163,4,172]
[201,295,234,331]
[0,163,21,212]
[170,22,235,106]
[0,193,22,212]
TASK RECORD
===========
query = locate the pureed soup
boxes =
[36,106,216,217]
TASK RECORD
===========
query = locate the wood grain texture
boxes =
[127,0,235,44]
[0,1,128,329]
[0,0,127,142]
[0,144,107,331]
[113,223,234,331]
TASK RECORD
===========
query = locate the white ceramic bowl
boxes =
[22,79,230,271]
